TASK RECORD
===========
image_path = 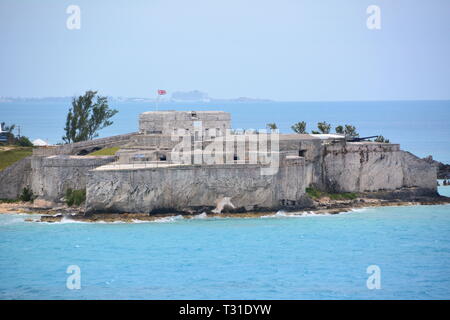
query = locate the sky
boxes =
[0,0,449,101]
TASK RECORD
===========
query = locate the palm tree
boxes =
[317,121,331,134]
[266,123,278,132]
[1,122,15,133]
[291,121,307,134]
[335,125,344,134]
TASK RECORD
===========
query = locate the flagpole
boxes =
[156,91,160,111]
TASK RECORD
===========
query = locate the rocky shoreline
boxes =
[2,189,450,223]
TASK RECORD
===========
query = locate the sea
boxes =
[0,100,450,299]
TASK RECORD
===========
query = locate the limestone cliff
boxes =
[322,143,436,194]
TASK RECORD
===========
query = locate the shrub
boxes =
[65,188,86,206]
[19,187,35,202]
[16,136,33,147]
[306,187,357,200]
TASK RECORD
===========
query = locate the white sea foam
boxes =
[152,215,184,223]
[0,213,39,225]
[192,212,208,219]
[59,217,90,224]
[348,208,369,213]
[261,210,334,218]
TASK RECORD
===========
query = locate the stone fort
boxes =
[0,110,437,214]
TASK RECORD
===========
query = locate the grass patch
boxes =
[88,147,119,156]
[306,187,358,200]
[0,198,20,203]
[0,146,33,171]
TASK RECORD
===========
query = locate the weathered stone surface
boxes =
[31,155,116,201]
[32,132,137,156]
[0,156,32,199]
[139,111,231,136]
[322,143,436,193]
[85,157,307,214]
[422,155,450,179]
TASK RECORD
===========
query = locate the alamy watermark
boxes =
[66,265,81,290]
[366,265,381,290]
[170,125,280,176]
[66,5,81,30]
[367,5,381,30]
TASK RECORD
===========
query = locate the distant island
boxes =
[0,91,274,104]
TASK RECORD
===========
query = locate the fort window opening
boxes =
[159,154,167,161]
[233,154,238,161]
[298,150,307,157]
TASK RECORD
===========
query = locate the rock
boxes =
[32,199,56,209]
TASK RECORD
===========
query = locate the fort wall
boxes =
[85,156,309,214]
[30,155,116,200]
[0,157,32,199]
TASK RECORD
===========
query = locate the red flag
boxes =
[157,89,167,95]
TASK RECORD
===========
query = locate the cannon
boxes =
[346,135,379,142]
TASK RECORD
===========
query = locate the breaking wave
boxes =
[191,212,208,219]
[0,213,40,225]
[261,210,332,218]
[152,215,185,223]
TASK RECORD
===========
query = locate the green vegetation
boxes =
[88,147,120,156]
[63,90,118,143]
[375,135,390,143]
[317,121,331,134]
[1,122,33,146]
[65,188,86,206]
[0,198,20,203]
[16,136,33,147]
[266,123,278,132]
[1,122,15,133]
[335,125,344,134]
[344,125,359,138]
[291,121,307,134]
[19,187,35,202]
[0,147,33,171]
[306,187,358,200]
[291,121,361,137]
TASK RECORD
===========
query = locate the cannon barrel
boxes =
[347,135,379,142]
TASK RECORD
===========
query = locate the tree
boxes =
[0,122,16,144]
[1,122,15,133]
[317,121,331,134]
[375,135,390,143]
[311,130,320,134]
[344,125,359,138]
[63,91,118,143]
[16,136,33,147]
[266,123,278,132]
[291,121,307,134]
[335,125,344,134]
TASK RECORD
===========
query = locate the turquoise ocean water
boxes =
[1,100,450,162]
[1,100,450,299]
[0,185,449,300]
